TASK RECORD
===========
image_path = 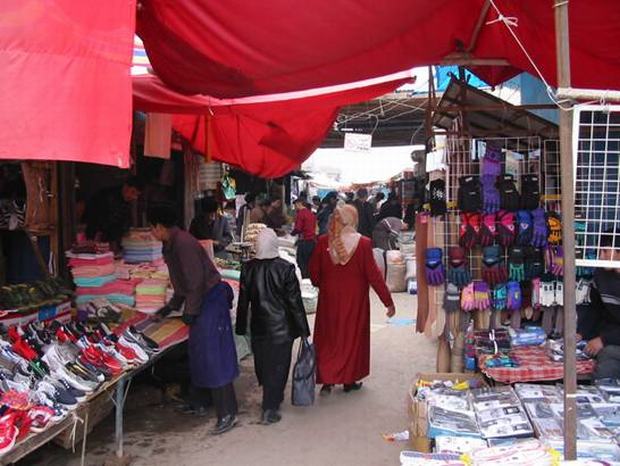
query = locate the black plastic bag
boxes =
[292,338,316,406]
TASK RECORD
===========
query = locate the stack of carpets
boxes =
[122,229,163,264]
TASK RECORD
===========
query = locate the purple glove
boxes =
[506,281,522,311]
[474,280,491,311]
[531,208,548,248]
[482,147,502,177]
[425,248,445,286]
[481,175,500,214]
[551,245,564,277]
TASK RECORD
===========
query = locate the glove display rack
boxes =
[422,135,565,373]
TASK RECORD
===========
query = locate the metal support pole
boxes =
[115,378,126,459]
[554,0,577,460]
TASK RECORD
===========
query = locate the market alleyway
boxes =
[21,292,434,466]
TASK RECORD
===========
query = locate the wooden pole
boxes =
[554,0,577,460]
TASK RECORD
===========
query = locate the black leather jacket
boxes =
[236,258,310,344]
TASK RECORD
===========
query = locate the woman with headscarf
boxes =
[236,229,311,424]
[309,204,396,395]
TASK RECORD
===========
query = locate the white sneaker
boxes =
[119,336,149,364]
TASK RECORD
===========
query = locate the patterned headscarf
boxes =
[328,204,362,265]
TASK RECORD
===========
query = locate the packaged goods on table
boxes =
[471,386,534,439]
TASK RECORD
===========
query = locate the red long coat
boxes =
[309,235,394,384]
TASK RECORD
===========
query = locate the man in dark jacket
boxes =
[236,228,310,424]
[189,197,234,257]
[354,188,375,238]
[150,203,239,435]
[578,229,620,379]
[317,192,337,235]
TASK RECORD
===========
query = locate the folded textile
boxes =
[68,255,115,267]
[76,279,139,296]
[71,264,117,278]
[73,274,117,288]
[71,241,110,255]
[66,251,114,261]
[76,294,135,306]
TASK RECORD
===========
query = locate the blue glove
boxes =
[492,284,507,311]
[481,175,500,214]
[425,248,445,286]
[506,281,522,311]
[516,210,533,246]
[531,208,548,248]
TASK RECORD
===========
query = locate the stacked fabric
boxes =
[135,279,168,313]
[121,229,163,264]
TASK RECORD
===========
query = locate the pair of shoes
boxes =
[210,414,238,435]
[343,382,363,393]
[320,384,333,396]
[260,409,281,425]
[174,403,209,417]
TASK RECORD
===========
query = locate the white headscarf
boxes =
[254,228,279,260]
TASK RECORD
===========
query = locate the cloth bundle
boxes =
[122,229,163,264]
[135,278,169,313]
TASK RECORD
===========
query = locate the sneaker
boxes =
[29,391,67,423]
[27,406,55,433]
[114,342,140,365]
[210,415,238,435]
[1,390,31,411]
[260,409,282,425]
[36,380,77,409]
[0,414,18,455]
[65,362,101,384]
[118,336,149,363]
[46,376,87,402]
[126,327,160,354]
[52,367,97,393]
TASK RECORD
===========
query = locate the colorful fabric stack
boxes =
[135,279,168,313]
[121,229,163,264]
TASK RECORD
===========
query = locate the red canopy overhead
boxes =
[134,72,414,177]
[0,0,135,167]
[137,0,620,98]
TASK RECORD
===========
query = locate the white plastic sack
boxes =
[405,258,416,280]
[373,248,386,278]
[386,262,407,293]
[386,250,404,265]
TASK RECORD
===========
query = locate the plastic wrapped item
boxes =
[509,326,546,347]
[435,436,488,454]
[428,405,481,439]
[399,451,465,466]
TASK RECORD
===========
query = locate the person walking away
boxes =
[377,191,403,221]
[369,192,385,216]
[578,229,620,379]
[189,197,234,258]
[372,217,404,251]
[150,204,239,435]
[237,193,256,237]
[292,198,317,278]
[309,205,395,395]
[236,228,310,424]
[317,192,337,235]
[354,188,375,238]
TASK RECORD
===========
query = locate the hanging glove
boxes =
[540,278,556,307]
[482,245,507,286]
[555,281,564,306]
[492,284,507,311]
[531,208,548,248]
[425,248,445,286]
[547,212,562,244]
[508,246,525,282]
[479,213,497,247]
[459,212,481,250]
[521,282,532,309]
[498,174,520,212]
[576,278,591,305]
[547,245,564,277]
[481,175,500,214]
[521,174,541,210]
[506,281,522,311]
[482,146,503,177]
[524,246,544,280]
[532,278,541,309]
[458,175,482,213]
[447,246,471,287]
[444,283,461,312]
[516,210,533,246]
[461,283,476,312]
[429,179,447,217]
[497,210,516,247]
[474,280,491,311]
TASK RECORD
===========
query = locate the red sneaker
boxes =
[0,413,18,454]
[12,339,38,361]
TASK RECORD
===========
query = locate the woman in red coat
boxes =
[309,204,395,395]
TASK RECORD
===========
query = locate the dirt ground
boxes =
[18,291,436,466]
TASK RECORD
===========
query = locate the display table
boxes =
[478,346,595,384]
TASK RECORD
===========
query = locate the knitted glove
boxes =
[497,210,516,247]
[531,208,548,248]
[516,210,533,246]
[482,146,503,177]
[447,246,471,288]
[425,248,445,286]
[546,245,564,277]
[459,212,481,250]
[498,174,520,212]
[429,179,447,217]
[521,174,541,210]
[474,280,491,311]
[531,278,541,309]
[444,283,461,312]
[481,175,500,214]
[540,278,555,307]
[506,281,522,311]
[479,213,497,247]
[461,283,476,312]
[492,284,507,311]
[547,212,562,244]
[508,246,525,282]
[458,175,482,213]
[576,278,591,305]
[482,245,507,286]
[524,246,544,280]
[555,281,564,306]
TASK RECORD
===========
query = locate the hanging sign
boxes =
[344,132,372,152]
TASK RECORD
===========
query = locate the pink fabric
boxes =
[0,1,135,167]
[76,279,139,296]
[71,264,117,278]
[68,256,115,267]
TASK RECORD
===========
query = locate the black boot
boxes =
[210,414,238,435]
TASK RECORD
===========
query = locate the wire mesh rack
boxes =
[573,105,620,268]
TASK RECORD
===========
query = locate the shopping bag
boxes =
[291,337,316,406]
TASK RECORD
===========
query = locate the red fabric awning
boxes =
[134,73,414,177]
[0,0,135,167]
[137,0,620,98]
